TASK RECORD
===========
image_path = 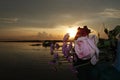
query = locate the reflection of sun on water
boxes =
[67,28,77,39]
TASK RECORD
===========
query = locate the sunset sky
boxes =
[0,0,120,40]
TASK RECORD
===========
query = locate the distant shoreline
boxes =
[0,40,63,42]
[0,38,106,43]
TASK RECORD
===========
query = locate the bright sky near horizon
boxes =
[0,0,120,40]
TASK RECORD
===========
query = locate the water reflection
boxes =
[0,42,78,80]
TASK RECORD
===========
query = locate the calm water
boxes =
[0,42,78,80]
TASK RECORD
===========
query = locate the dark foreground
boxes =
[75,60,120,80]
[1,58,120,80]
[0,61,78,80]
[1,57,120,80]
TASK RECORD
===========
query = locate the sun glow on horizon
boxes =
[67,28,77,39]
[66,27,99,39]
